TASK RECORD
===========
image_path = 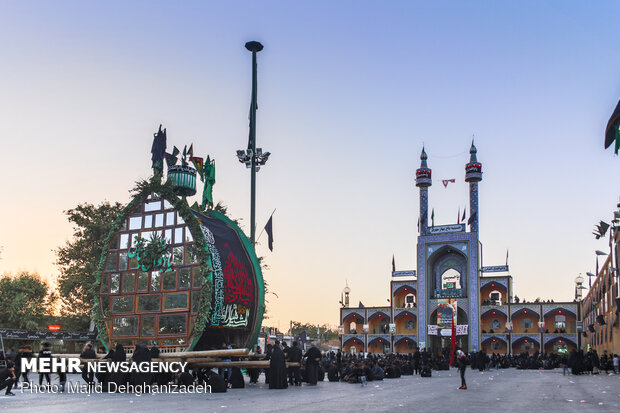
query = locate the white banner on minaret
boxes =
[428,224,465,235]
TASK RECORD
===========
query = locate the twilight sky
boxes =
[1,1,619,329]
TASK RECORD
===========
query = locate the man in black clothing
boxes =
[456,348,468,390]
[282,342,291,384]
[264,344,273,384]
[327,361,340,382]
[38,343,52,387]
[0,361,16,396]
[80,343,97,386]
[15,346,33,388]
[287,341,303,386]
[413,348,421,375]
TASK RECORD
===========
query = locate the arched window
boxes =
[379,321,389,334]
[489,290,502,305]
[441,268,461,289]
[520,318,533,329]
[554,315,566,329]
[405,293,416,308]
[491,341,502,350]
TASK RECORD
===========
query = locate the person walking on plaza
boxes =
[561,354,568,376]
[14,346,33,388]
[456,348,468,390]
[38,343,52,388]
[613,354,619,374]
[80,343,97,387]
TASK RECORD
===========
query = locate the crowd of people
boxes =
[1,341,619,397]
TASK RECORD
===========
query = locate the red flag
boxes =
[191,156,204,173]
[442,179,455,188]
[450,315,457,367]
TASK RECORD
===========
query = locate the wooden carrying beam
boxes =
[158,348,250,358]
[188,361,300,368]
[54,348,250,360]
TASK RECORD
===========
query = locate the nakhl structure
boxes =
[339,144,579,356]
[93,126,264,352]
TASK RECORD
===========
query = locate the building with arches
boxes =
[339,144,579,355]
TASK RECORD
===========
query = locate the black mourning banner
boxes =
[0,328,97,341]
[193,211,258,328]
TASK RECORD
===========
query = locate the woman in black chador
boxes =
[150,346,171,385]
[304,345,322,385]
[268,341,288,389]
[130,344,152,388]
[108,343,127,391]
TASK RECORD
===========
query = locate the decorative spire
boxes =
[469,140,478,162]
[465,141,482,182]
[416,146,432,188]
[420,146,428,168]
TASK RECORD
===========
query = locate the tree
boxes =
[289,321,339,341]
[56,202,124,318]
[0,272,54,329]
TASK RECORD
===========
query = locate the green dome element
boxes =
[167,165,197,197]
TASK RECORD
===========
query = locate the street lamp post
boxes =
[574,274,585,350]
[238,41,270,244]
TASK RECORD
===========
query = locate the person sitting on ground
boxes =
[0,361,17,396]
[176,368,195,389]
[206,370,227,393]
[327,361,339,382]
[372,362,385,380]
[229,367,245,388]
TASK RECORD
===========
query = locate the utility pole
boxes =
[237,41,270,245]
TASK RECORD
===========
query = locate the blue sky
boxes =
[0,1,619,326]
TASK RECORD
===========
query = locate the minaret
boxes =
[465,141,483,233]
[415,147,432,235]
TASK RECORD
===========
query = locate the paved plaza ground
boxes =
[2,368,620,412]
